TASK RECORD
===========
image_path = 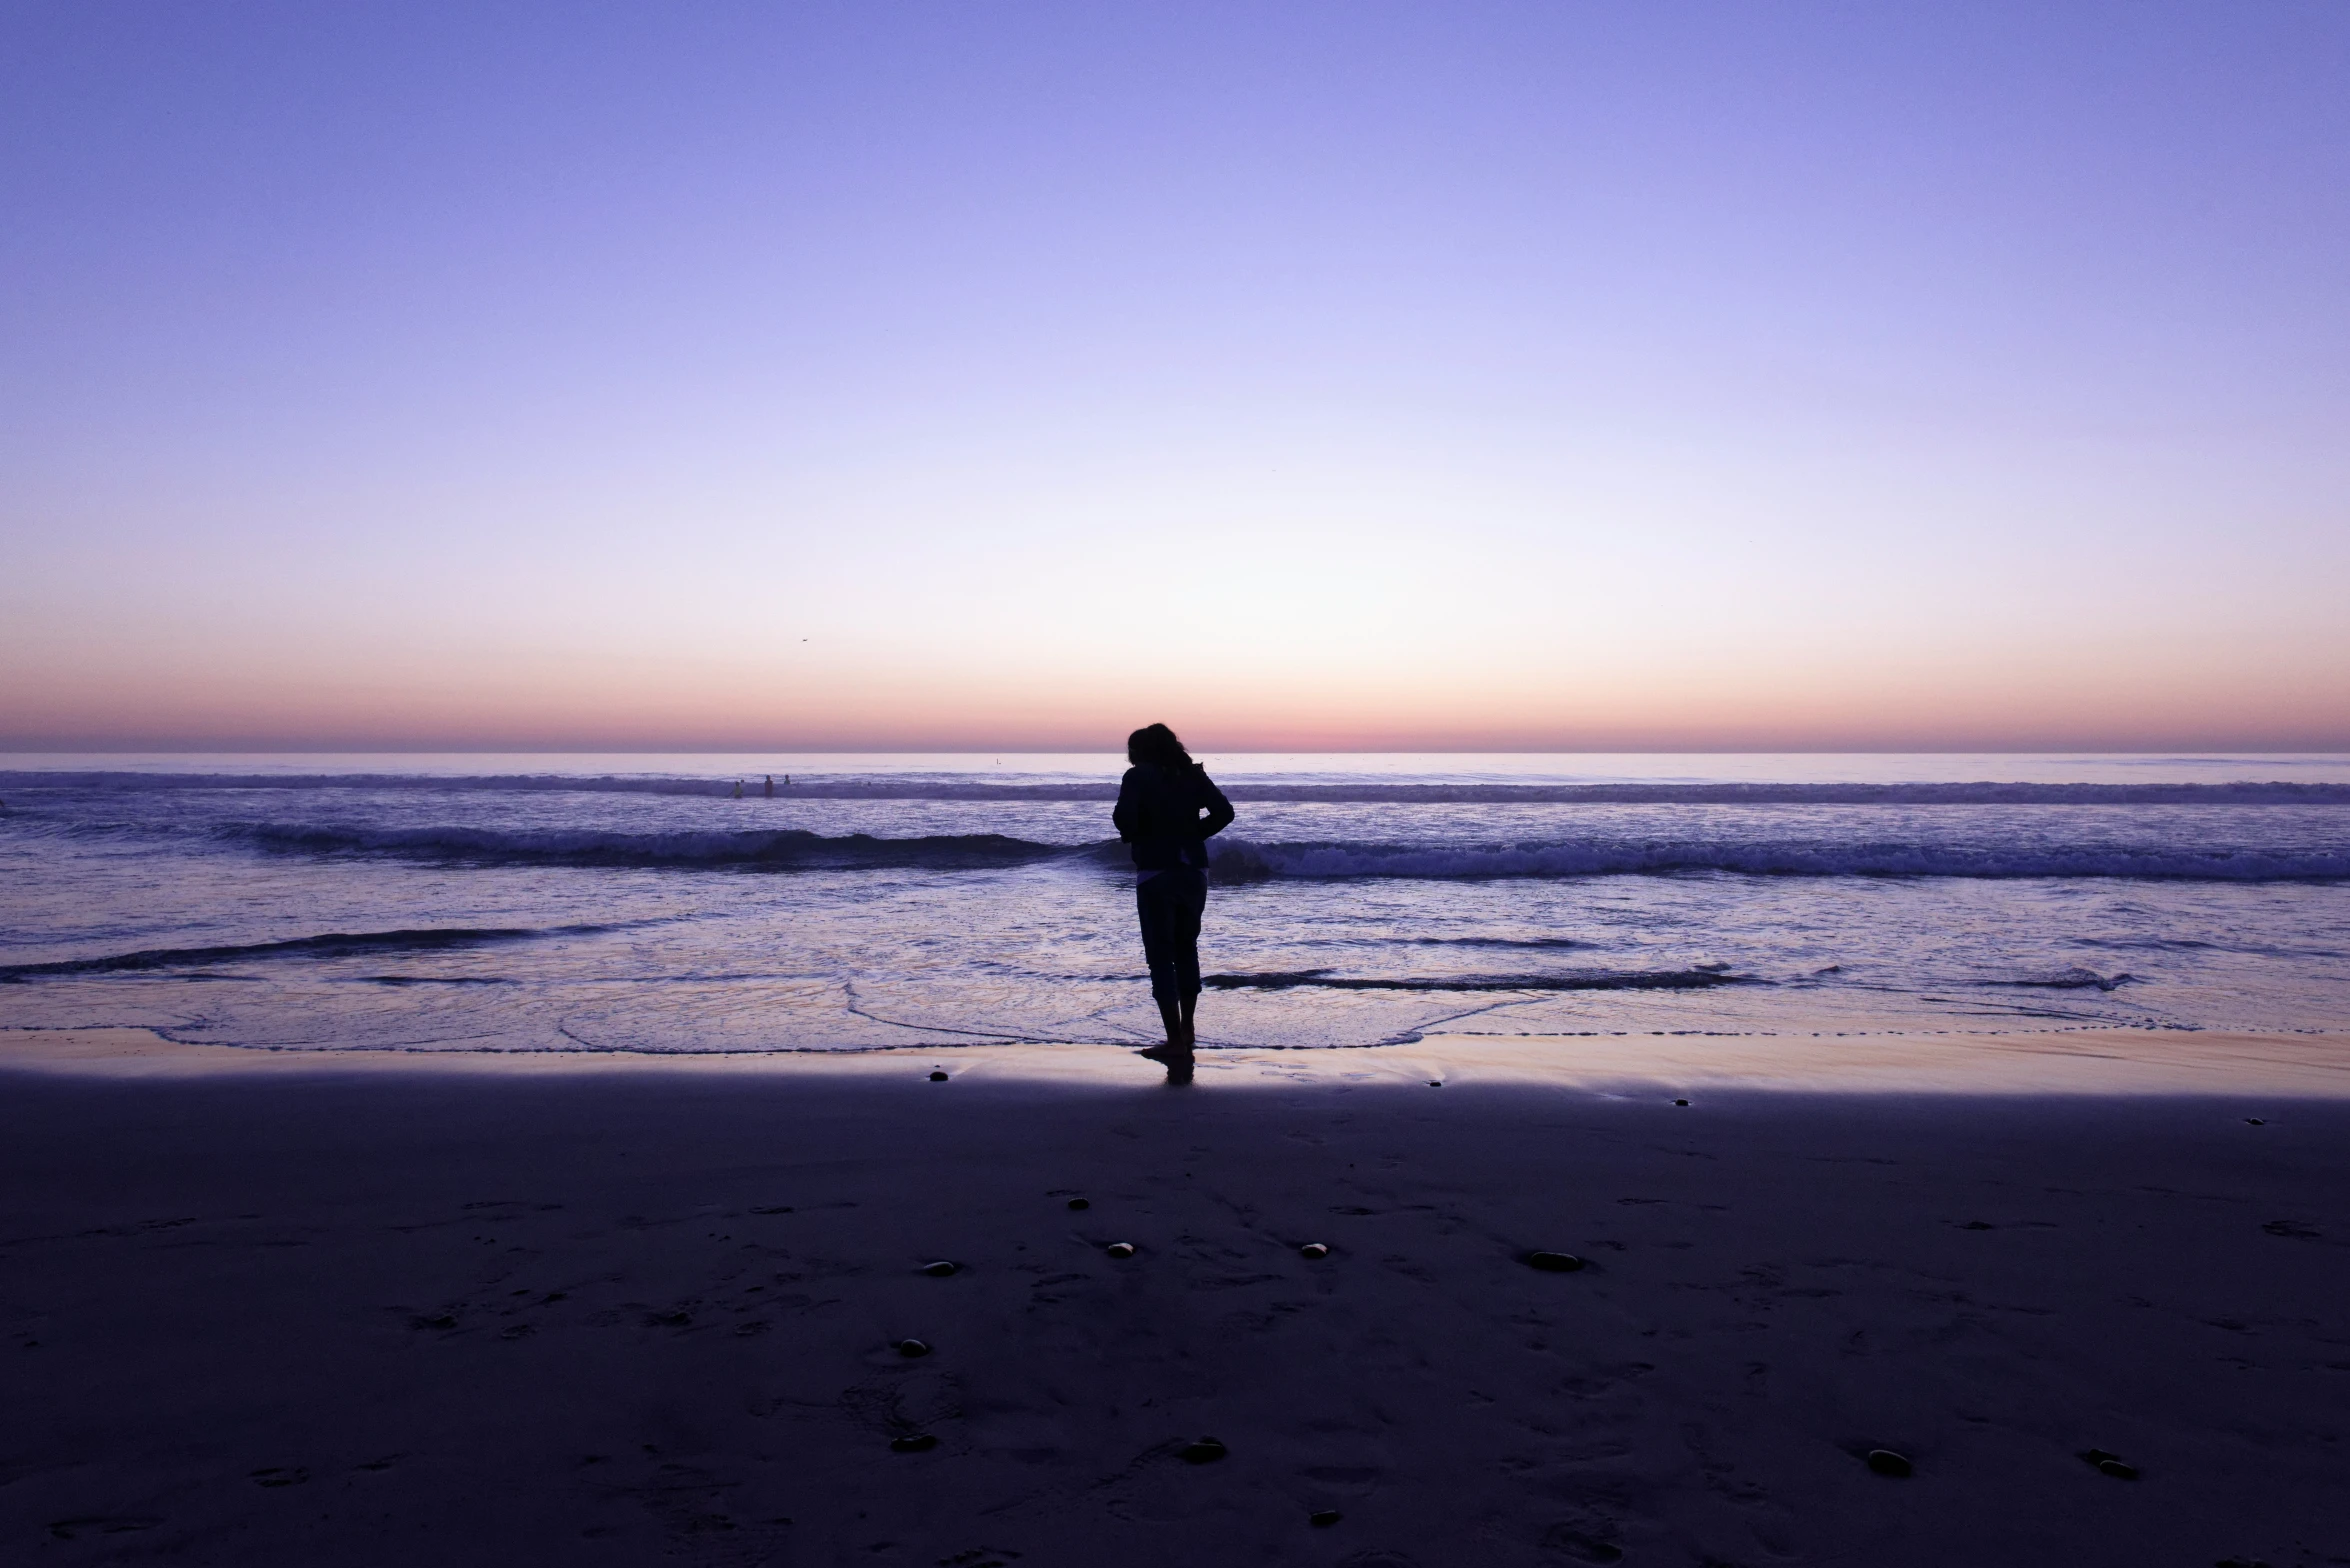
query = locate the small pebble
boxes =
[1525,1250,1585,1273]
[2097,1458,2139,1480]
[1067,1197,1090,1210]
[1178,1436,1228,1464]
[890,1433,937,1453]
[921,1260,959,1277]
[2245,1117,2265,1125]
[895,1338,930,1358]
[1427,1080,1442,1087]
[1865,1448,1913,1478]
[928,1070,949,1082]
[1105,1242,1136,1258]
[1673,1097,1690,1106]
[1299,1242,1330,1259]
[1310,1509,1342,1527]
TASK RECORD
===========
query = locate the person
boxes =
[1113,723,1234,1058]
[763,775,774,798]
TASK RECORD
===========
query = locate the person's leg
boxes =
[1135,877,1185,1044]
[1174,869,1207,1046]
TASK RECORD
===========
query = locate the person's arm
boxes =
[1194,773,1235,841]
[1112,768,1144,842]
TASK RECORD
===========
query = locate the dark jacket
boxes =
[1113,762,1236,873]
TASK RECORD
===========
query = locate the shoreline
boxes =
[8,1023,2348,1098]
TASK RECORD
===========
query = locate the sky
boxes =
[3,2,2346,752]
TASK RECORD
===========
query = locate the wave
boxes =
[1987,967,2136,992]
[1204,838,2350,882]
[7,771,2350,806]
[242,823,1084,871]
[20,812,2350,882]
[0,925,601,982]
[1203,968,1751,992]
[1397,935,1594,950]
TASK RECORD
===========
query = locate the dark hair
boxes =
[1127,723,1193,770]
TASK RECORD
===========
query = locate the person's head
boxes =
[1127,723,1193,770]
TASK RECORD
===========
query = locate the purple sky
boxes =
[4,3,2346,750]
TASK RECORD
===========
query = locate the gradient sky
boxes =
[4,2,2346,751]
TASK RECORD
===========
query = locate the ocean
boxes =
[2,752,2347,1054]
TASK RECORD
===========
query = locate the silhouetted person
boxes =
[1113,723,1234,1064]
[764,775,774,798]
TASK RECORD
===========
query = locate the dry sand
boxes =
[3,1026,2346,1566]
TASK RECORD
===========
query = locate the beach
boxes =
[6,1027,2346,1566]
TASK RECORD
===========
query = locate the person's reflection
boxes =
[1138,1043,1196,1085]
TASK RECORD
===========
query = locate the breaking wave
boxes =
[241,823,1084,871]
[1987,967,2136,992]
[1204,838,2350,882]
[0,925,606,981]
[24,816,2349,882]
[1203,968,1750,992]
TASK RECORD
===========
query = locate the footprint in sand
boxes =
[45,1517,161,1542]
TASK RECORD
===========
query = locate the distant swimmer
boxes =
[764,775,774,798]
[733,780,743,799]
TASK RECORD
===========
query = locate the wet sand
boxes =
[4,1027,2347,1566]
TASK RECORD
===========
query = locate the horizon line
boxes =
[6,744,2350,759]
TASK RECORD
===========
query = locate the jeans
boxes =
[1136,867,1208,1035]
